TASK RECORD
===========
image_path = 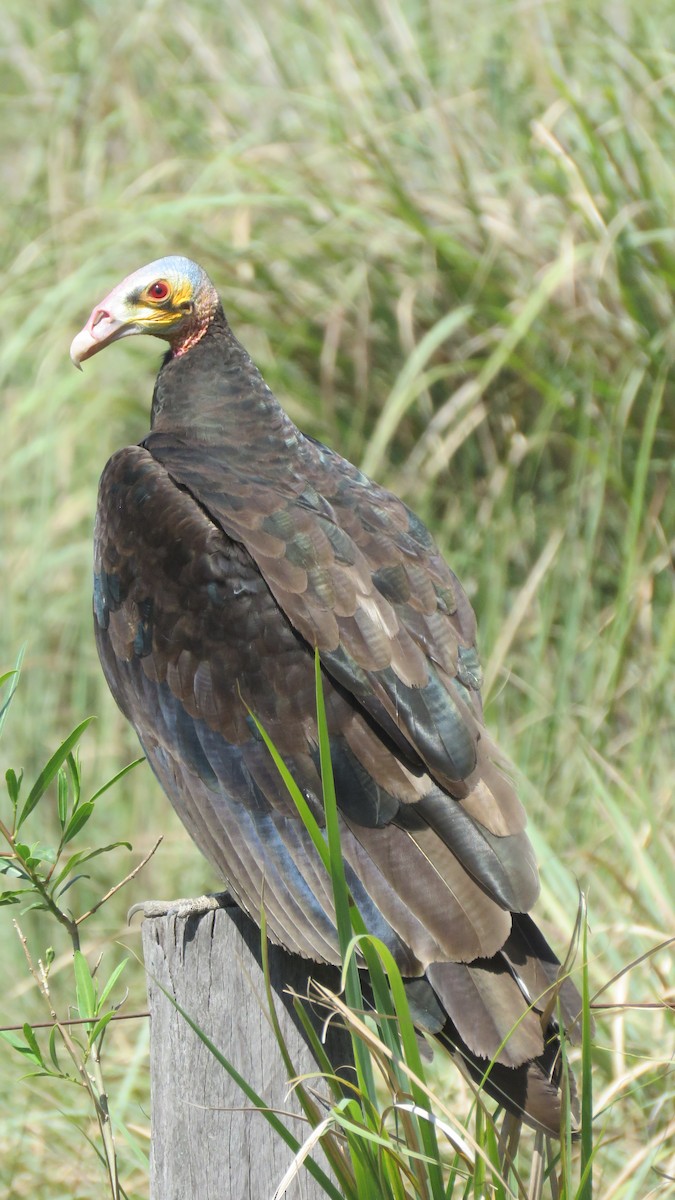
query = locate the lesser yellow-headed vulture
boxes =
[71,256,581,1133]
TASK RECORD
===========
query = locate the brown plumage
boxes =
[71,256,581,1133]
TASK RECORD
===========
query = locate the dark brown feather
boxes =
[91,297,582,1134]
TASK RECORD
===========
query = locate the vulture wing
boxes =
[80,268,582,1135]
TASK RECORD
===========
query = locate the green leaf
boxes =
[29,843,57,866]
[66,752,81,810]
[88,756,144,803]
[19,842,55,871]
[17,718,94,831]
[0,647,24,739]
[0,858,28,879]
[0,1025,45,1069]
[57,767,68,828]
[22,1023,45,1068]
[50,841,131,894]
[19,899,50,914]
[50,850,88,889]
[73,950,96,1021]
[22,855,46,872]
[0,891,22,905]
[62,801,95,845]
[87,1010,117,1044]
[0,1030,38,1062]
[5,767,22,811]
[97,958,128,1011]
[0,1030,25,1052]
[48,1024,62,1073]
[56,873,91,898]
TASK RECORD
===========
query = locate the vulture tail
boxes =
[404,914,583,1135]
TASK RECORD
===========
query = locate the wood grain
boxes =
[142,898,352,1200]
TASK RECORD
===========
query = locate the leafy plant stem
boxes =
[13,919,120,1198]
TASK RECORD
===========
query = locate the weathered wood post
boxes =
[141,897,352,1199]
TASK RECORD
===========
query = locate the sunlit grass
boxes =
[1,0,673,1194]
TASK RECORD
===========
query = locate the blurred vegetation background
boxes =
[1,0,673,1195]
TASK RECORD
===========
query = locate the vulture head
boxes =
[70,256,219,367]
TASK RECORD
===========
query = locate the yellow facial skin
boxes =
[70,257,216,367]
[130,278,195,331]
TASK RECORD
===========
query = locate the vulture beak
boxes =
[70,300,141,369]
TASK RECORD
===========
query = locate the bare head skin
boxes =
[70,256,219,368]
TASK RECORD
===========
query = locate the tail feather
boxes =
[426,959,545,1066]
[503,913,583,1038]
[445,1021,580,1136]
[403,917,582,1135]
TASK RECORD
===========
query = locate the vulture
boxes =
[71,256,581,1134]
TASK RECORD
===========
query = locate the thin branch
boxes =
[13,919,44,993]
[0,1011,149,1033]
[76,838,163,925]
[591,1000,674,1012]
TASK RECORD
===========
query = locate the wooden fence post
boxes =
[141,897,352,1200]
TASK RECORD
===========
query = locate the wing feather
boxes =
[89,340,580,1133]
[95,447,522,975]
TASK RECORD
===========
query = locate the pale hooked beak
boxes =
[70,306,140,369]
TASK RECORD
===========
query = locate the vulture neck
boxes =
[149,305,300,456]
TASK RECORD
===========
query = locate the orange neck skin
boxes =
[169,286,218,357]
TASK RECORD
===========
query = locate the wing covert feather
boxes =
[94,447,533,976]
[143,432,528,846]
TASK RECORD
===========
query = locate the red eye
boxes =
[148,280,170,300]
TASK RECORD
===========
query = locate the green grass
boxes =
[1,0,673,1194]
